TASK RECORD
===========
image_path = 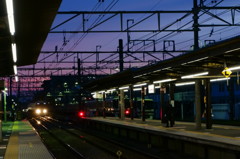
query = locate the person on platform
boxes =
[166,104,174,127]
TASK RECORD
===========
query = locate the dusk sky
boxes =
[19,0,240,77]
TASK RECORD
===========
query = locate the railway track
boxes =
[30,116,161,159]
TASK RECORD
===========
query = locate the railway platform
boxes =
[83,117,240,158]
[4,120,53,159]
[87,117,240,144]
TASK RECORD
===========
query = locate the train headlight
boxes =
[35,109,41,115]
[43,109,47,114]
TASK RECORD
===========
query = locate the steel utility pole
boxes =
[119,39,124,72]
[193,0,200,50]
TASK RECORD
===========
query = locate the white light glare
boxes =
[153,79,176,84]
[5,0,15,35]
[133,83,147,87]
[210,78,230,82]
[175,82,195,87]
[11,43,17,62]
[181,72,208,79]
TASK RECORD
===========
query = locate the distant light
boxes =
[43,109,47,114]
[78,111,84,118]
[125,110,130,115]
[5,0,15,35]
[11,43,17,62]
[181,72,208,79]
[35,109,41,115]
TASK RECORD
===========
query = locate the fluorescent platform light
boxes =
[123,90,128,92]
[210,78,230,82]
[181,72,208,79]
[134,73,148,78]
[5,0,15,35]
[175,82,195,86]
[13,65,17,75]
[98,90,105,94]
[133,83,147,87]
[15,76,18,82]
[225,48,240,54]
[11,43,17,62]
[229,66,240,71]
[153,79,176,84]
[187,57,208,64]
[106,89,116,92]
[162,67,172,70]
[119,86,129,90]
[133,88,141,91]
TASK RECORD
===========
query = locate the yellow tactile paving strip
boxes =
[4,131,18,159]
[4,121,53,159]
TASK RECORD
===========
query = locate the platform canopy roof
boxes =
[85,36,240,92]
[0,0,62,76]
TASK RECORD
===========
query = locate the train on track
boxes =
[26,102,50,118]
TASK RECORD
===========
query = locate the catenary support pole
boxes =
[205,79,212,129]
[195,79,202,129]
[119,39,124,72]
[141,86,145,122]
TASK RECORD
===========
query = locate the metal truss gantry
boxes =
[11,0,240,97]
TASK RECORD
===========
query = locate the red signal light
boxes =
[125,110,130,115]
[78,111,84,117]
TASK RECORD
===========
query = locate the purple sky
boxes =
[18,0,240,78]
